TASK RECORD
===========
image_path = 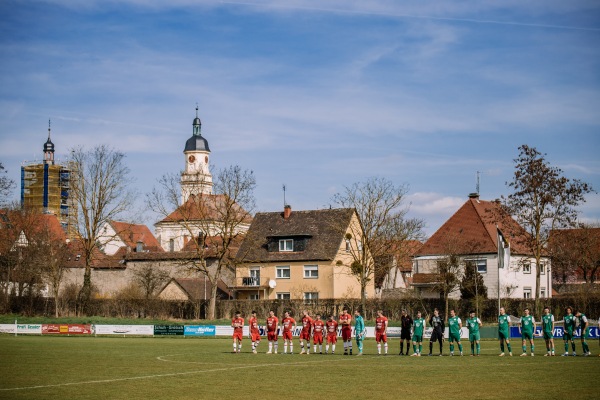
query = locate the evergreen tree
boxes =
[460,261,487,299]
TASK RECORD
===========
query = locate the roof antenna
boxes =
[476,171,480,195]
[48,119,51,140]
[282,184,287,207]
[195,103,199,117]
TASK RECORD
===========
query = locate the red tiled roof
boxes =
[159,194,252,225]
[109,221,163,252]
[416,197,531,256]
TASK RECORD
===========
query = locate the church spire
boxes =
[193,104,202,136]
[43,119,55,165]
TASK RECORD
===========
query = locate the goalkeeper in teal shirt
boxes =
[354,309,366,356]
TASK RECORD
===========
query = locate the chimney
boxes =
[283,205,292,219]
[468,193,479,200]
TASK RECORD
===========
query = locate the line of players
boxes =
[230,306,598,357]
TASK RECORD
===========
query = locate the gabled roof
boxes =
[158,194,252,225]
[109,221,163,252]
[416,196,530,257]
[237,208,356,263]
[159,277,231,300]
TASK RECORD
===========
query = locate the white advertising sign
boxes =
[17,324,43,334]
[92,325,154,336]
[0,324,16,334]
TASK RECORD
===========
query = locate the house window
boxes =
[523,262,531,274]
[523,287,532,299]
[169,238,175,252]
[466,259,487,274]
[277,292,291,300]
[279,239,293,252]
[540,287,546,298]
[249,293,259,300]
[304,292,318,302]
[276,266,290,279]
[540,264,545,275]
[345,239,350,252]
[303,265,318,279]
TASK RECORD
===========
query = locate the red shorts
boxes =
[251,331,261,342]
[341,327,352,341]
[233,332,243,341]
[282,331,293,341]
[300,330,311,340]
[267,331,278,341]
[313,334,323,344]
[376,332,387,343]
[327,334,337,344]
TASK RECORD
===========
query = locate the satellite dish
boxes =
[268,279,277,289]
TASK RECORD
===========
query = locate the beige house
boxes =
[234,206,375,301]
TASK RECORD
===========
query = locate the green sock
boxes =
[450,344,454,353]
[531,344,534,353]
[413,344,416,353]
[564,342,569,352]
[419,345,422,354]
[476,343,480,354]
[522,345,526,353]
[458,344,463,352]
[507,343,512,352]
[501,343,505,352]
[583,341,589,353]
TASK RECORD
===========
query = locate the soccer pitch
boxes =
[0,336,597,400]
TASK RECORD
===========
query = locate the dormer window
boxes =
[279,239,293,252]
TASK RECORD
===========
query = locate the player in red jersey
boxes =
[231,311,244,353]
[299,310,313,354]
[339,307,353,355]
[312,314,325,354]
[248,310,261,354]
[281,311,297,354]
[375,309,389,355]
[326,315,339,354]
[266,310,279,354]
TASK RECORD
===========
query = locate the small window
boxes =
[277,292,291,300]
[304,292,318,302]
[540,264,545,275]
[279,239,293,252]
[467,259,487,274]
[523,262,531,274]
[276,266,290,279]
[540,287,546,298]
[249,293,259,300]
[523,287,532,299]
[169,238,175,252]
[345,239,350,252]
[303,265,318,279]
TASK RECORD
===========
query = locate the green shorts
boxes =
[579,328,589,340]
[469,333,480,342]
[522,332,534,340]
[449,333,461,343]
[412,335,423,342]
[498,330,510,340]
[563,331,573,341]
[543,331,553,340]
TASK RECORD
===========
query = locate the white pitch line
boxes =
[1,357,354,392]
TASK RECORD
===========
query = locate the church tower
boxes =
[180,106,213,204]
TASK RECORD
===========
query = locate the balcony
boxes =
[234,276,271,289]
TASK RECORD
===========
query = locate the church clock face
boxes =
[188,155,195,163]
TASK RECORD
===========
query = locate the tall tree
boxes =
[69,145,136,313]
[550,224,600,287]
[148,165,255,319]
[332,177,425,312]
[503,145,593,299]
[0,162,15,207]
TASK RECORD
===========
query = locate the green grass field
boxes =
[1,335,597,400]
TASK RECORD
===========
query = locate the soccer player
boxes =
[411,311,425,356]
[325,315,339,354]
[312,314,325,354]
[519,308,536,356]
[266,310,279,354]
[466,310,482,356]
[339,307,353,355]
[428,308,444,356]
[498,307,513,356]
[375,309,389,355]
[399,309,413,356]
[541,306,555,356]
[231,311,244,353]
[448,309,463,356]
[248,310,261,354]
[299,310,313,354]
[575,310,591,356]
[562,306,576,356]
[354,309,366,356]
[281,311,297,354]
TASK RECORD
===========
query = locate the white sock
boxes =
[332,344,336,352]
[233,343,237,351]
[268,342,273,352]
[384,343,388,354]
[274,343,278,352]
[378,343,381,354]
[290,343,293,353]
[314,344,317,353]
[284,343,288,353]
[319,344,322,353]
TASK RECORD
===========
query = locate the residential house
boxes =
[380,240,423,297]
[412,194,552,300]
[234,206,375,301]
[157,277,231,301]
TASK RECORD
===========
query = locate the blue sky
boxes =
[1,0,599,236]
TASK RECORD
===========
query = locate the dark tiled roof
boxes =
[411,273,441,286]
[416,197,531,256]
[160,277,231,300]
[236,208,355,263]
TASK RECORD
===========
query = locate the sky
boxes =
[1,0,599,237]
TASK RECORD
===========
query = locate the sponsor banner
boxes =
[42,324,91,335]
[0,324,16,334]
[154,325,184,336]
[92,325,154,336]
[509,326,599,339]
[184,325,216,336]
[17,324,43,334]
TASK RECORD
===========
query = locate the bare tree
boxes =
[148,165,255,319]
[332,177,425,313]
[0,162,15,207]
[131,265,170,300]
[69,145,136,313]
[503,145,593,299]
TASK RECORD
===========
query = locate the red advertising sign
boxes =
[42,324,92,335]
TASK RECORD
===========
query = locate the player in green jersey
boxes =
[498,307,513,356]
[466,310,482,356]
[411,311,425,357]
[447,309,463,356]
[354,309,365,356]
[575,310,591,356]
[562,306,577,356]
[519,308,536,356]
[541,307,555,356]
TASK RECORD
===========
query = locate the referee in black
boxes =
[399,309,413,355]
[429,308,445,356]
